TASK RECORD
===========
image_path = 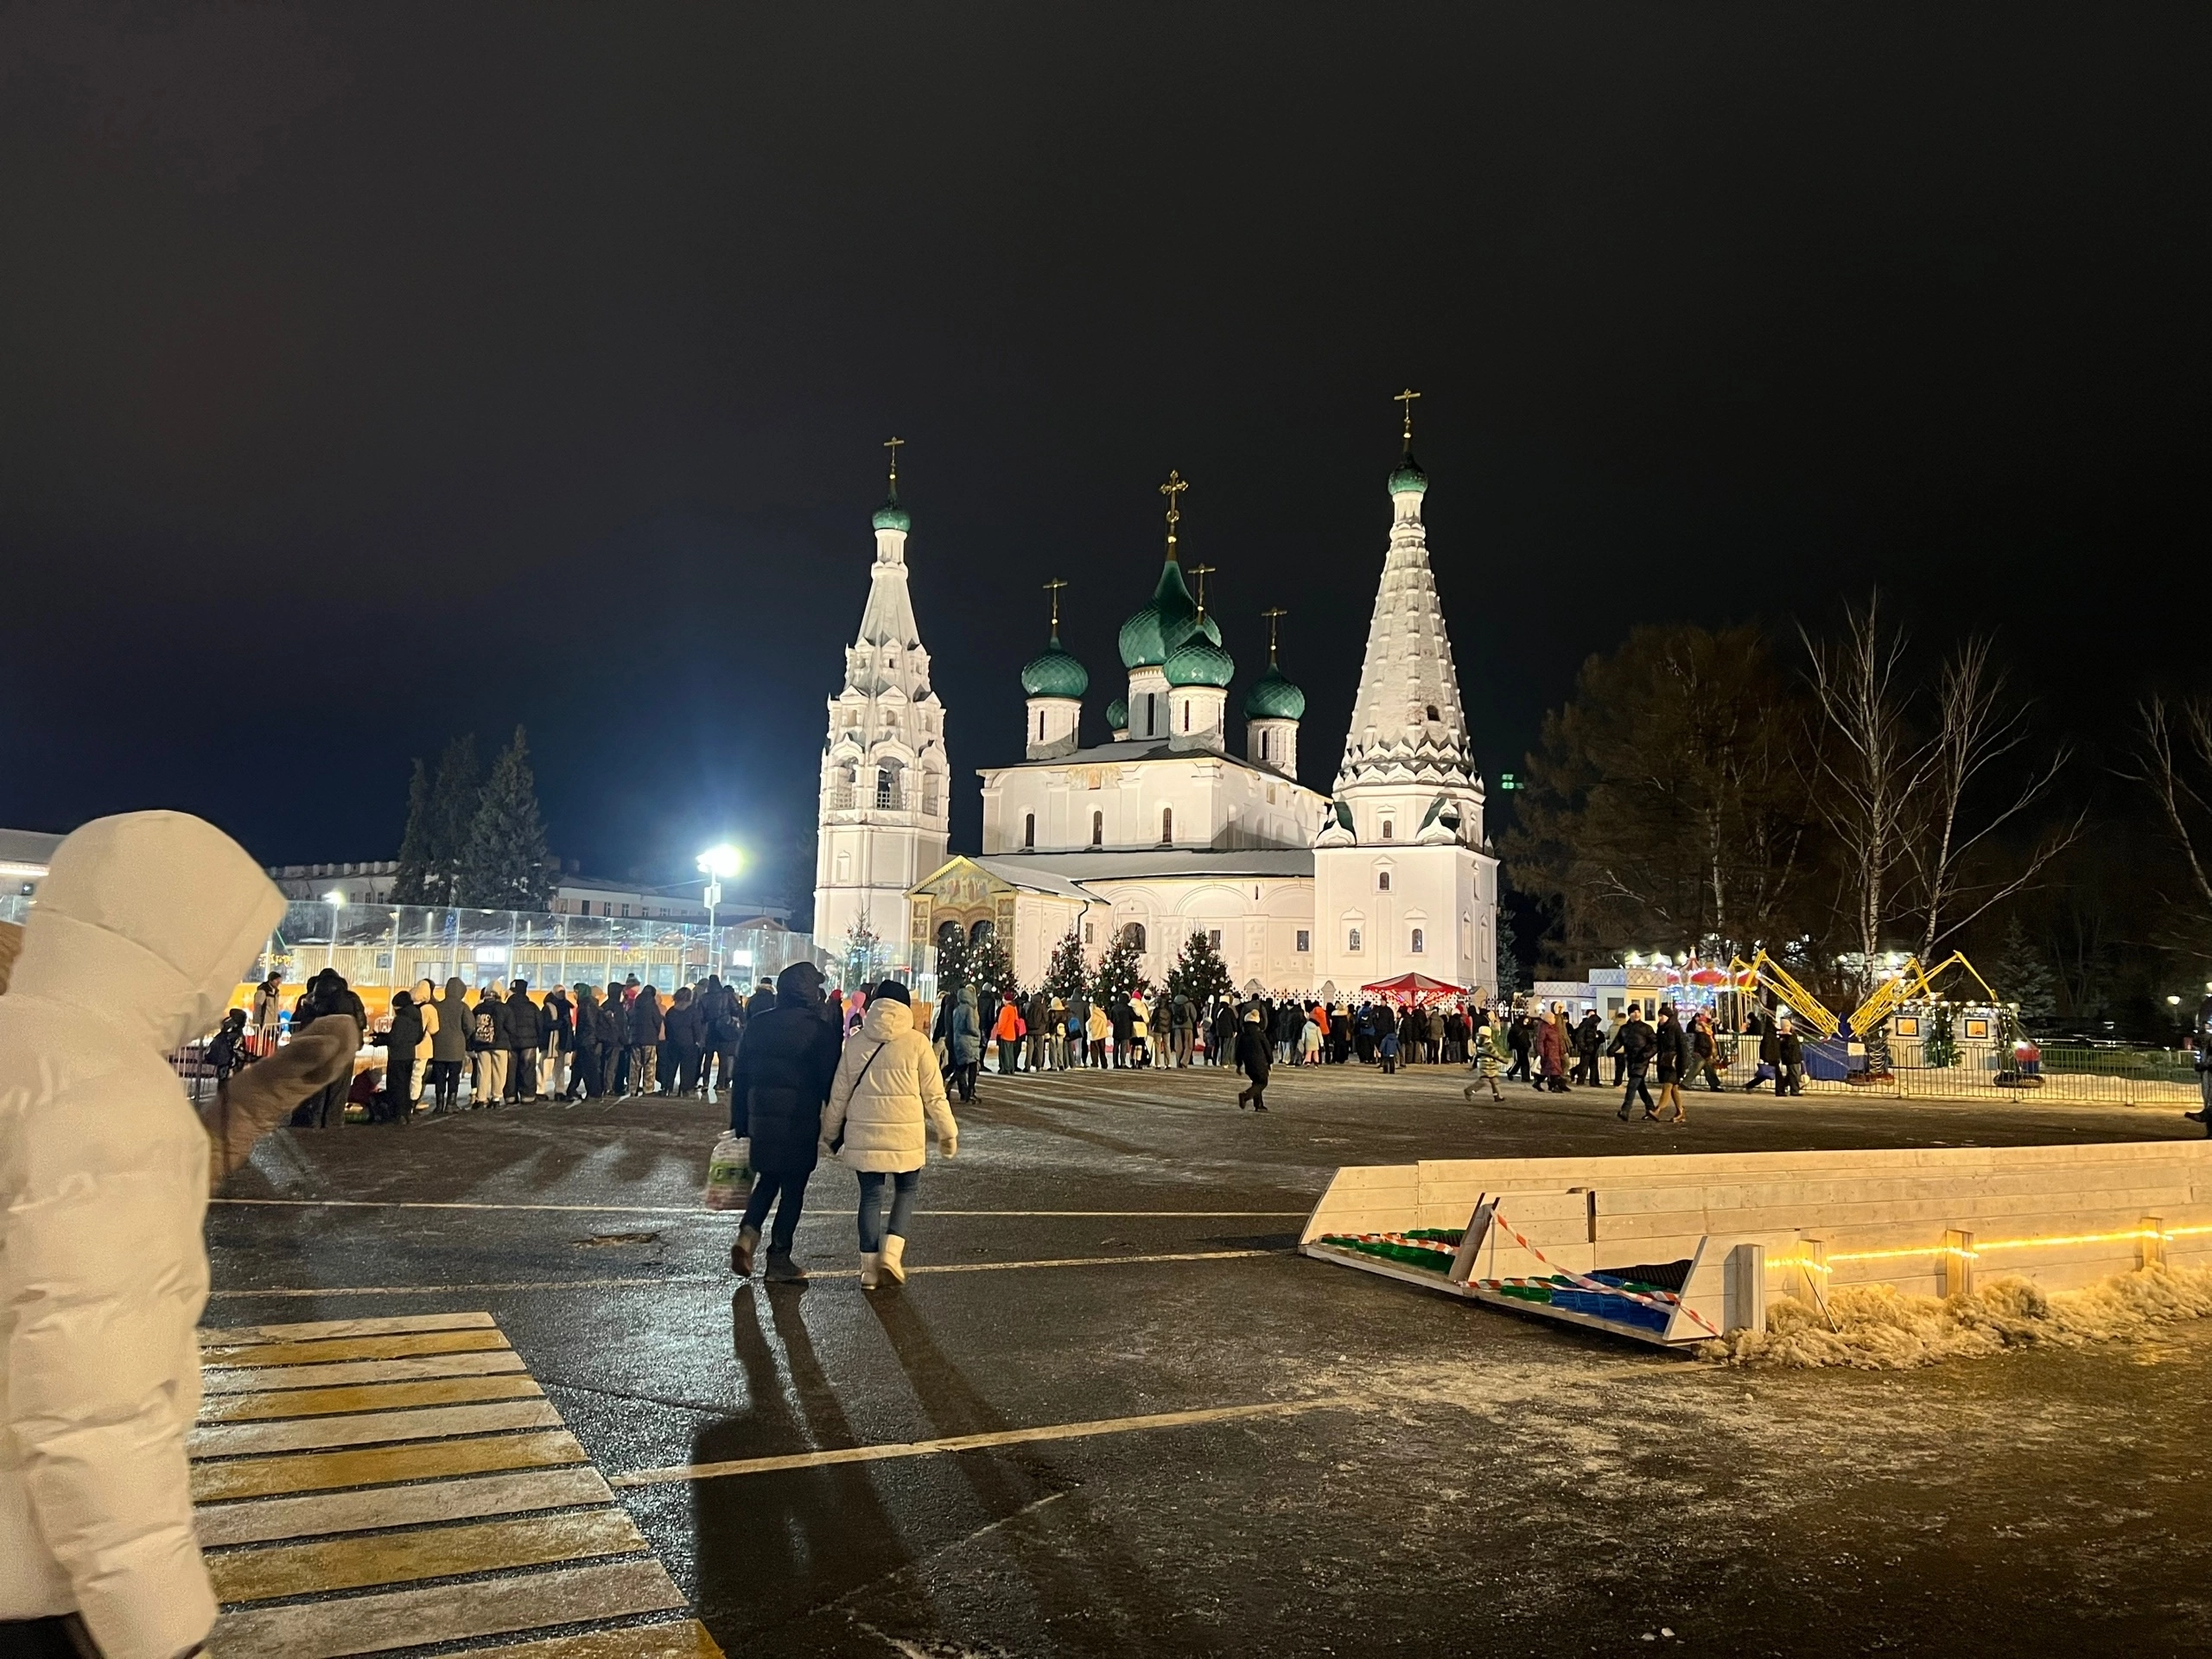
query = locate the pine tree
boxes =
[932,931,973,997]
[1090,925,1150,1007]
[1166,930,1233,1009]
[842,920,884,991]
[970,929,1020,1007]
[1495,910,1524,998]
[391,759,435,904]
[1042,928,1089,1002]
[1988,915,2058,1022]
[459,727,554,912]
[426,735,481,906]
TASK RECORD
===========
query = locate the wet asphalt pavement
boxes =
[207,1062,2212,1656]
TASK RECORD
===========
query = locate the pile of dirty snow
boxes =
[1704,1262,2212,1370]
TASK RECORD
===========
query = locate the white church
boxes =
[813,412,1499,1001]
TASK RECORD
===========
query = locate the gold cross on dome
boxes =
[1393,388,1420,453]
[884,435,904,486]
[1159,469,1187,557]
[1190,563,1217,620]
[1261,605,1287,662]
[1042,576,1068,632]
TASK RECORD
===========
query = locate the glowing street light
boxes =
[696,845,743,976]
[323,890,345,971]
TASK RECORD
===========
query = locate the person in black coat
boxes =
[1615,1004,1659,1121]
[1233,1009,1273,1111]
[728,960,843,1281]
[372,990,423,1125]
[503,980,549,1102]
[662,986,705,1096]
[1653,1004,1690,1123]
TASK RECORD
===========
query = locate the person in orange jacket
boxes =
[992,990,1025,1074]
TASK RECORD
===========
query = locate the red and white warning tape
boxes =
[1487,1209,1719,1338]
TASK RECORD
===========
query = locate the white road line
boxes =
[200,1351,532,1393]
[200,1313,498,1344]
[189,1399,566,1458]
[212,1198,1308,1217]
[195,1467,615,1548]
[609,1394,1368,1488]
[205,1248,1283,1300]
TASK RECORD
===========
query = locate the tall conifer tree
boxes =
[1090,927,1150,1006]
[391,760,435,903]
[1166,930,1233,1009]
[426,735,480,906]
[1042,929,1090,1003]
[460,727,553,912]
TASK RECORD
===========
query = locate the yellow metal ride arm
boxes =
[1729,950,1840,1041]
[1847,951,2002,1039]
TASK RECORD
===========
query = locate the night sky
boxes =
[3,5,2204,906]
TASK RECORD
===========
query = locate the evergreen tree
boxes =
[969,928,1020,1007]
[1988,915,2059,1022]
[932,931,973,997]
[1494,909,1524,998]
[1166,930,1233,1009]
[459,727,554,912]
[1041,928,1089,1002]
[842,920,884,991]
[391,759,435,904]
[426,735,481,906]
[1090,925,1150,1007]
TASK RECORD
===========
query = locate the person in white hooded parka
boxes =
[0,812,353,1659]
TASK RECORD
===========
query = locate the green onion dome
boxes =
[1020,635,1089,700]
[872,493,912,532]
[1105,696,1129,732]
[1243,664,1306,721]
[1116,604,1164,671]
[1119,559,1209,668]
[1164,636,1235,689]
[1388,448,1428,496]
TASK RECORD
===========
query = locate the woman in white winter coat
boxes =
[820,979,958,1289]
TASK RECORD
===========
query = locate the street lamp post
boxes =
[696,844,743,980]
[324,891,345,972]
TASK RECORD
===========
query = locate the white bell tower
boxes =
[814,438,951,967]
[1313,392,1499,995]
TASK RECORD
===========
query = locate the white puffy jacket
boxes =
[1,812,285,1658]
[822,997,958,1173]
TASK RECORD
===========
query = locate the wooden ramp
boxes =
[194,1312,721,1658]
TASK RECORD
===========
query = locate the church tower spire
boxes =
[815,439,950,976]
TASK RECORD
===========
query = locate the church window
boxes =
[1023,812,1035,849]
[1084,922,1095,944]
[876,768,893,808]
[1038,709,1046,741]
[1347,926,1363,952]
[1209,929,1223,950]
[1182,701,1190,733]
[1382,820,1394,841]
[1091,810,1103,847]
[1160,807,1173,844]
[1426,704,1440,721]
[1122,922,1147,952]
[1260,731,1270,760]
[1377,870,1390,892]
[1146,692,1157,734]
[969,919,995,945]
[836,852,852,882]
[1411,927,1426,954]
[1295,929,1311,953]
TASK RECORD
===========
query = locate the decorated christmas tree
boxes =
[1042,928,1089,1003]
[932,931,973,997]
[1090,926,1150,1007]
[969,928,1020,1008]
[842,920,884,991]
[1166,930,1233,1009]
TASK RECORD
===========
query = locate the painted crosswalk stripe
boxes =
[195,1312,721,1656]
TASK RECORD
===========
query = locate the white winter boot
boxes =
[880,1236,907,1284]
[859,1251,881,1289]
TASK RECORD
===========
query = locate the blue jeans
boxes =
[741,1170,806,1252]
[856,1168,920,1252]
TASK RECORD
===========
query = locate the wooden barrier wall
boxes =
[1302,1141,2212,1302]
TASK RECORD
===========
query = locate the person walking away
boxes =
[823,979,960,1288]
[728,961,843,1282]
[1505,1012,1533,1083]
[373,988,424,1125]
[1653,1003,1688,1123]
[946,984,982,1103]
[1777,1020,1806,1096]
[250,971,284,1057]
[663,985,704,1096]
[541,983,574,1100]
[1691,1011,1724,1092]
[1171,993,1195,1067]
[429,976,469,1111]
[1299,1009,1323,1065]
[1537,1008,1568,1093]
[504,980,547,1102]
[1744,1010,1780,1093]
[1616,1004,1659,1121]
[627,985,664,1096]
[706,976,743,1096]
[1026,988,1052,1072]
[1109,997,1134,1067]
[0,810,297,1659]
[993,990,1023,1074]
[1234,1008,1273,1109]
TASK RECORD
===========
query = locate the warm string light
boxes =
[1775,1222,2209,1274]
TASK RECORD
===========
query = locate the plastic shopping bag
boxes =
[704,1131,753,1211]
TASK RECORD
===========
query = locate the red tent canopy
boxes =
[1358,972,1465,1006]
